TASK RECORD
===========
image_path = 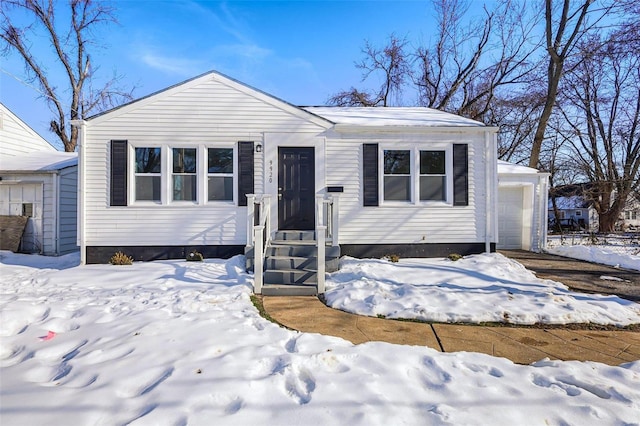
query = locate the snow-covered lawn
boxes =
[324,254,640,325]
[1,250,639,425]
[547,234,640,271]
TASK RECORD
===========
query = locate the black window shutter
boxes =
[238,141,254,206]
[363,143,379,206]
[110,140,128,206]
[453,144,469,206]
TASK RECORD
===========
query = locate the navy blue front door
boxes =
[278,147,315,230]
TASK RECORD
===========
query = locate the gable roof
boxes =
[304,106,486,128]
[87,70,334,128]
[0,103,56,156]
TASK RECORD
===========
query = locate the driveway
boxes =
[500,250,640,302]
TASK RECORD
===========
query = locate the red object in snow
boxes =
[40,331,56,341]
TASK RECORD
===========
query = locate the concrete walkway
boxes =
[262,296,640,366]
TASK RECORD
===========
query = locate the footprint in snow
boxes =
[34,339,88,362]
[115,366,174,398]
[283,364,316,405]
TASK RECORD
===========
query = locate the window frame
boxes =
[379,144,453,206]
[130,145,164,205]
[206,146,237,204]
[171,147,198,203]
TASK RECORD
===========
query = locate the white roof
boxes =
[549,195,589,210]
[0,151,77,172]
[303,107,485,127]
[497,160,540,175]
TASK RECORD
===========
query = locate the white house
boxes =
[72,71,546,292]
[0,103,78,255]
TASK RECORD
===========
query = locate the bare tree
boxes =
[527,0,615,169]
[1,0,133,152]
[328,34,410,107]
[558,33,640,232]
[414,0,539,120]
[329,0,541,125]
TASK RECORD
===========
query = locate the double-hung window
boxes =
[382,147,450,204]
[420,150,446,201]
[208,148,234,201]
[134,147,162,202]
[383,150,411,201]
[172,148,197,202]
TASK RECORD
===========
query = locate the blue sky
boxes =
[1,0,488,150]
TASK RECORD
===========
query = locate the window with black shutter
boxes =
[237,141,254,206]
[453,144,469,206]
[363,143,379,206]
[110,140,128,206]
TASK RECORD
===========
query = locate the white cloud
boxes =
[140,53,204,77]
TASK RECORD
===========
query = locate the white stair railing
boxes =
[247,195,271,294]
[315,195,339,294]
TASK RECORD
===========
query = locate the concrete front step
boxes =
[262,284,317,296]
[266,255,340,272]
[264,269,317,285]
[266,243,340,258]
[274,230,316,241]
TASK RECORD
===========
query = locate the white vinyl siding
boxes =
[325,132,486,245]
[84,73,329,247]
[0,104,56,157]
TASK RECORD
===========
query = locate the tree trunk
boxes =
[598,211,619,233]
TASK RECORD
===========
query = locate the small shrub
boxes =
[447,253,463,261]
[384,254,400,263]
[110,251,133,265]
[186,250,204,262]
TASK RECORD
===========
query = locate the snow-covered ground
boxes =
[324,254,640,325]
[547,234,640,271]
[1,250,639,425]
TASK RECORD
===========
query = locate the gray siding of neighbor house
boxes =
[58,166,78,254]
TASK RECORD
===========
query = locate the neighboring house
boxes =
[0,103,78,255]
[72,70,545,267]
[548,195,598,232]
[497,161,549,251]
[620,195,640,230]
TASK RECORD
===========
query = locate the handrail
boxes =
[248,195,271,294]
[315,194,339,294]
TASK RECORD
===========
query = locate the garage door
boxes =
[0,183,43,253]
[498,187,523,249]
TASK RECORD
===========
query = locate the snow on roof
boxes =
[549,195,589,210]
[497,160,540,175]
[0,151,77,172]
[303,106,485,127]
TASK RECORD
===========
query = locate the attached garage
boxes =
[497,161,549,252]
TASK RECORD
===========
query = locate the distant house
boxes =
[548,195,598,232]
[0,103,78,255]
[72,70,547,293]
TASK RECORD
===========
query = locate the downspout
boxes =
[485,131,492,253]
[71,119,86,264]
